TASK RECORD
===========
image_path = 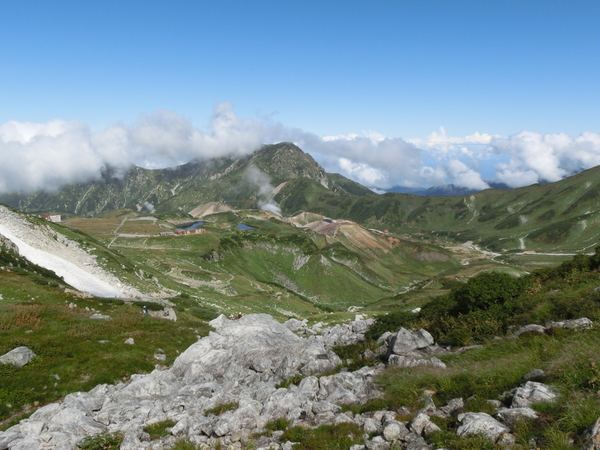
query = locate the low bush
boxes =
[281,423,363,450]
[265,417,291,432]
[276,373,304,389]
[204,402,238,416]
[167,440,202,450]
[143,420,176,440]
[77,431,123,450]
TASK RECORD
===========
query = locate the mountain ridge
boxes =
[3,142,600,254]
[0,143,373,218]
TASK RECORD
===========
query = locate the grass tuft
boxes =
[204,402,239,416]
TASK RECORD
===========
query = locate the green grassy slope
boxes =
[275,165,600,253]
[87,212,459,318]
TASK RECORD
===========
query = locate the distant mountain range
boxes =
[385,182,512,197]
[2,142,600,254]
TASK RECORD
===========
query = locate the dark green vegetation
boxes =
[281,423,363,450]
[61,207,459,319]
[4,143,600,448]
[364,247,600,347]
[143,420,177,440]
[77,431,123,450]
[203,402,239,417]
[275,169,600,254]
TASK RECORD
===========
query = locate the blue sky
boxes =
[1,1,600,194]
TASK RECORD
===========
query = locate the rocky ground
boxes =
[1,314,599,450]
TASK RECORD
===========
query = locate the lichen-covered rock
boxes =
[581,417,600,450]
[456,412,511,443]
[390,328,434,355]
[496,407,538,426]
[409,412,441,436]
[0,346,36,367]
[388,355,446,369]
[546,317,593,330]
[510,324,546,338]
[382,420,409,442]
[511,381,559,408]
[433,398,464,418]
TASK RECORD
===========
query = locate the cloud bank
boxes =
[1,104,600,196]
[0,104,265,194]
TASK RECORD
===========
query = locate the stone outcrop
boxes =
[510,381,560,408]
[380,327,447,369]
[510,317,593,338]
[0,314,382,450]
[456,412,512,443]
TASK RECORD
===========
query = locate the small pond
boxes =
[183,222,204,230]
[237,223,257,231]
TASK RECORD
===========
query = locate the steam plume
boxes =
[244,166,282,216]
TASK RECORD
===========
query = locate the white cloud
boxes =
[0,119,79,144]
[0,104,268,194]
[3,106,600,197]
[0,120,104,193]
[408,127,499,155]
[338,158,387,186]
[445,160,490,190]
[490,130,600,187]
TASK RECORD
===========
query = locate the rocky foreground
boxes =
[1,314,599,450]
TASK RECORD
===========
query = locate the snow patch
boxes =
[0,206,140,298]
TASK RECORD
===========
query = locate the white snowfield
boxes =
[0,205,139,298]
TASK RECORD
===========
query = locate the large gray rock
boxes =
[564,317,593,329]
[457,412,511,443]
[390,328,434,355]
[433,398,464,418]
[409,412,441,436]
[283,318,306,332]
[172,314,323,384]
[382,420,409,442]
[511,381,559,408]
[546,317,593,330]
[0,346,36,367]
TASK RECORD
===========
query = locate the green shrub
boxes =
[204,402,238,416]
[276,374,305,389]
[132,301,163,311]
[77,431,123,450]
[167,440,201,450]
[281,423,362,450]
[428,431,501,450]
[265,417,291,432]
[187,306,219,321]
[143,420,176,440]
[364,310,416,341]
